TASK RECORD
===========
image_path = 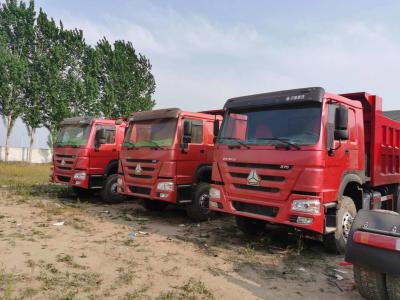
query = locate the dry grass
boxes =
[0,162,70,198]
[0,162,50,187]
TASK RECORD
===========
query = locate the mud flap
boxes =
[345,209,400,276]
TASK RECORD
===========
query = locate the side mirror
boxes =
[183,120,192,137]
[213,119,220,137]
[334,106,349,140]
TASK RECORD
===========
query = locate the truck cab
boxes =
[118,108,222,221]
[209,87,400,253]
[51,117,127,201]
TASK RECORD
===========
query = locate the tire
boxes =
[333,195,357,254]
[101,174,123,203]
[236,216,265,235]
[387,275,400,300]
[353,265,388,300]
[143,200,168,211]
[186,183,211,222]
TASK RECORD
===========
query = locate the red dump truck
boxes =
[117,108,222,221]
[51,117,126,201]
[209,87,400,253]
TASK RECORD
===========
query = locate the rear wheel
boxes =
[387,275,400,300]
[353,265,388,300]
[143,200,169,211]
[236,216,265,235]
[101,174,123,203]
[186,183,211,222]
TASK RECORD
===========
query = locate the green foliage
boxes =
[0,0,156,149]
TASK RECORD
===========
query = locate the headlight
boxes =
[291,199,320,214]
[209,187,221,199]
[157,182,174,191]
[73,172,87,180]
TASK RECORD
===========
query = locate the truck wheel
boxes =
[387,275,400,300]
[334,195,357,254]
[143,200,168,211]
[236,216,265,235]
[353,265,388,300]
[101,174,123,203]
[186,183,211,222]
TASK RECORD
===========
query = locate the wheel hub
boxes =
[198,193,209,211]
[342,211,354,240]
[110,182,118,195]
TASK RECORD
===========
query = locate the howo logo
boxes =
[247,169,261,186]
[135,164,142,175]
[60,160,66,166]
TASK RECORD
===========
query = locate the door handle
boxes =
[200,149,205,153]
[345,149,350,155]
[112,149,117,152]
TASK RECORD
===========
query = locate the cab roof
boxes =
[224,87,325,110]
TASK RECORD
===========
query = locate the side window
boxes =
[348,109,357,142]
[185,119,203,144]
[96,125,116,144]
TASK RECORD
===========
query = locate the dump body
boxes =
[51,117,126,191]
[118,108,222,205]
[209,87,400,240]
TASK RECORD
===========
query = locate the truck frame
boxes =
[51,117,126,202]
[117,108,222,221]
[209,87,400,253]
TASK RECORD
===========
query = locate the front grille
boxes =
[129,174,152,179]
[233,183,279,193]
[127,166,155,172]
[232,201,279,217]
[126,159,158,163]
[58,166,71,170]
[57,175,70,183]
[227,162,292,170]
[230,172,285,182]
[55,154,75,159]
[129,186,151,195]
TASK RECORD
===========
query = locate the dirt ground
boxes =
[0,163,363,300]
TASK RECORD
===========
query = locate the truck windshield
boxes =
[55,125,91,147]
[218,104,322,147]
[124,118,177,148]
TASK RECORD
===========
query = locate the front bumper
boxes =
[51,170,90,189]
[209,184,326,234]
[117,175,178,203]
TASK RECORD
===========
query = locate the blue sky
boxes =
[1,0,400,148]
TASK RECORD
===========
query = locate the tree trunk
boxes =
[3,115,15,163]
[27,126,36,163]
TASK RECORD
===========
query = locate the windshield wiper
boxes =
[250,138,300,150]
[146,140,162,149]
[218,137,251,149]
[123,142,136,149]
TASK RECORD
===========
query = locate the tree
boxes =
[96,38,156,118]
[0,0,33,161]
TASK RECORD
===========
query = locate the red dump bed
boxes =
[341,92,400,187]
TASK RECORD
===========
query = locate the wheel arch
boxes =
[104,160,119,177]
[338,173,364,210]
[193,164,212,185]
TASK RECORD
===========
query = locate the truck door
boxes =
[177,119,206,185]
[90,124,118,175]
[325,103,355,195]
